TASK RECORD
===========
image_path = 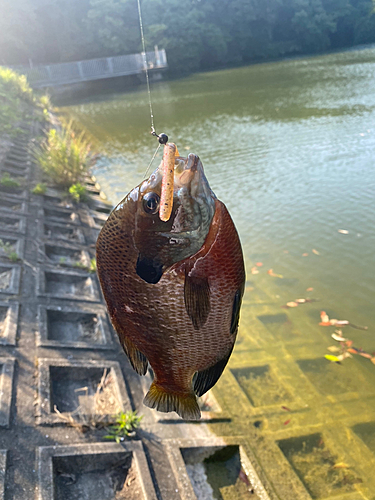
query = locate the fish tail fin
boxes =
[143,382,201,420]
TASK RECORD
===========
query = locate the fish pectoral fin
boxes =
[231,283,245,335]
[122,337,148,376]
[144,382,201,420]
[193,345,234,397]
[184,272,210,330]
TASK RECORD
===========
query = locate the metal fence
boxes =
[10,49,167,88]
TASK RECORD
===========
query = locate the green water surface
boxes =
[61,46,375,499]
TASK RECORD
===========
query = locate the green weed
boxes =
[69,182,88,202]
[104,411,143,443]
[32,183,47,195]
[0,173,20,189]
[89,257,97,273]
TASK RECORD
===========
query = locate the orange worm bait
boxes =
[159,143,176,222]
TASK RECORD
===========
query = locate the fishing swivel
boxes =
[151,128,168,145]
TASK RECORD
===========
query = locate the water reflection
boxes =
[61,45,375,498]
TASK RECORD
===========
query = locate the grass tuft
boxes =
[104,411,143,443]
[31,183,47,195]
[0,239,19,262]
[0,172,20,189]
[35,122,95,188]
[69,182,88,202]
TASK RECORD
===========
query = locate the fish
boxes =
[96,149,245,420]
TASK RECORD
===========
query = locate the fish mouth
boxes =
[162,153,215,240]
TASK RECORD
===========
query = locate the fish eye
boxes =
[143,192,160,214]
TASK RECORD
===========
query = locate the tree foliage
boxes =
[0,0,374,73]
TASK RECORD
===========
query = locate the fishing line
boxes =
[136,0,169,153]
[137,0,155,133]
[143,143,161,178]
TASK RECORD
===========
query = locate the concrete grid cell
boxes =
[2,159,29,174]
[41,242,91,270]
[0,186,27,200]
[0,301,19,345]
[37,304,113,349]
[0,214,26,235]
[165,438,271,500]
[40,220,86,245]
[0,450,6,499]
[0,234,25,261]
[0,165,31,182]
[36,358,132,425]
[0,264,21,295]
[36,267,100,301]
[37,441,157,500]
[0,196,27,215]
[41,206,80,225]
[0,358,15,428]
[278,433,363,499]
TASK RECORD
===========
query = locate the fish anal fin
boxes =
[193,345,234,397]
[144,381,201,420]
[184,272,210,330]
[122,337,148,376]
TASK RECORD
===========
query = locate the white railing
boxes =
[10,49,167,88]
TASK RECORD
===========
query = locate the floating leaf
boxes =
[347,348,358,354]
[327,346,341,353]
[268,269,283,278]
[371,358,375,365]
[283,419,291,425]
[337,352,352,361]
[320,311,329,323]
[255,262,263,267]
[332,333,348,342]
[295,298,306,303]
[302,253,309,257]
[325,354,340,362]
[306,287,314,292]
[335,320,349,326]
[251,266,259,275]
[332,463,349,469]
[338,229,349,234]
[359,352,373,359]
[286,301,298,308]
[312,249,320,255]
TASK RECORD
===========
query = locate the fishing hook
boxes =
[151,127,168,145]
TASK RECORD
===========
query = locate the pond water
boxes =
[61,46,375,498]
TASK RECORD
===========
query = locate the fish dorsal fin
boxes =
[231,284,245,335]
[122,336,148,375]
[193,345,234,397]
[184,272,210,330]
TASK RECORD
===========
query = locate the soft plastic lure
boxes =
[159,143,179,222]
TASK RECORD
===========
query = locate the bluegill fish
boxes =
[96,147,245,419]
